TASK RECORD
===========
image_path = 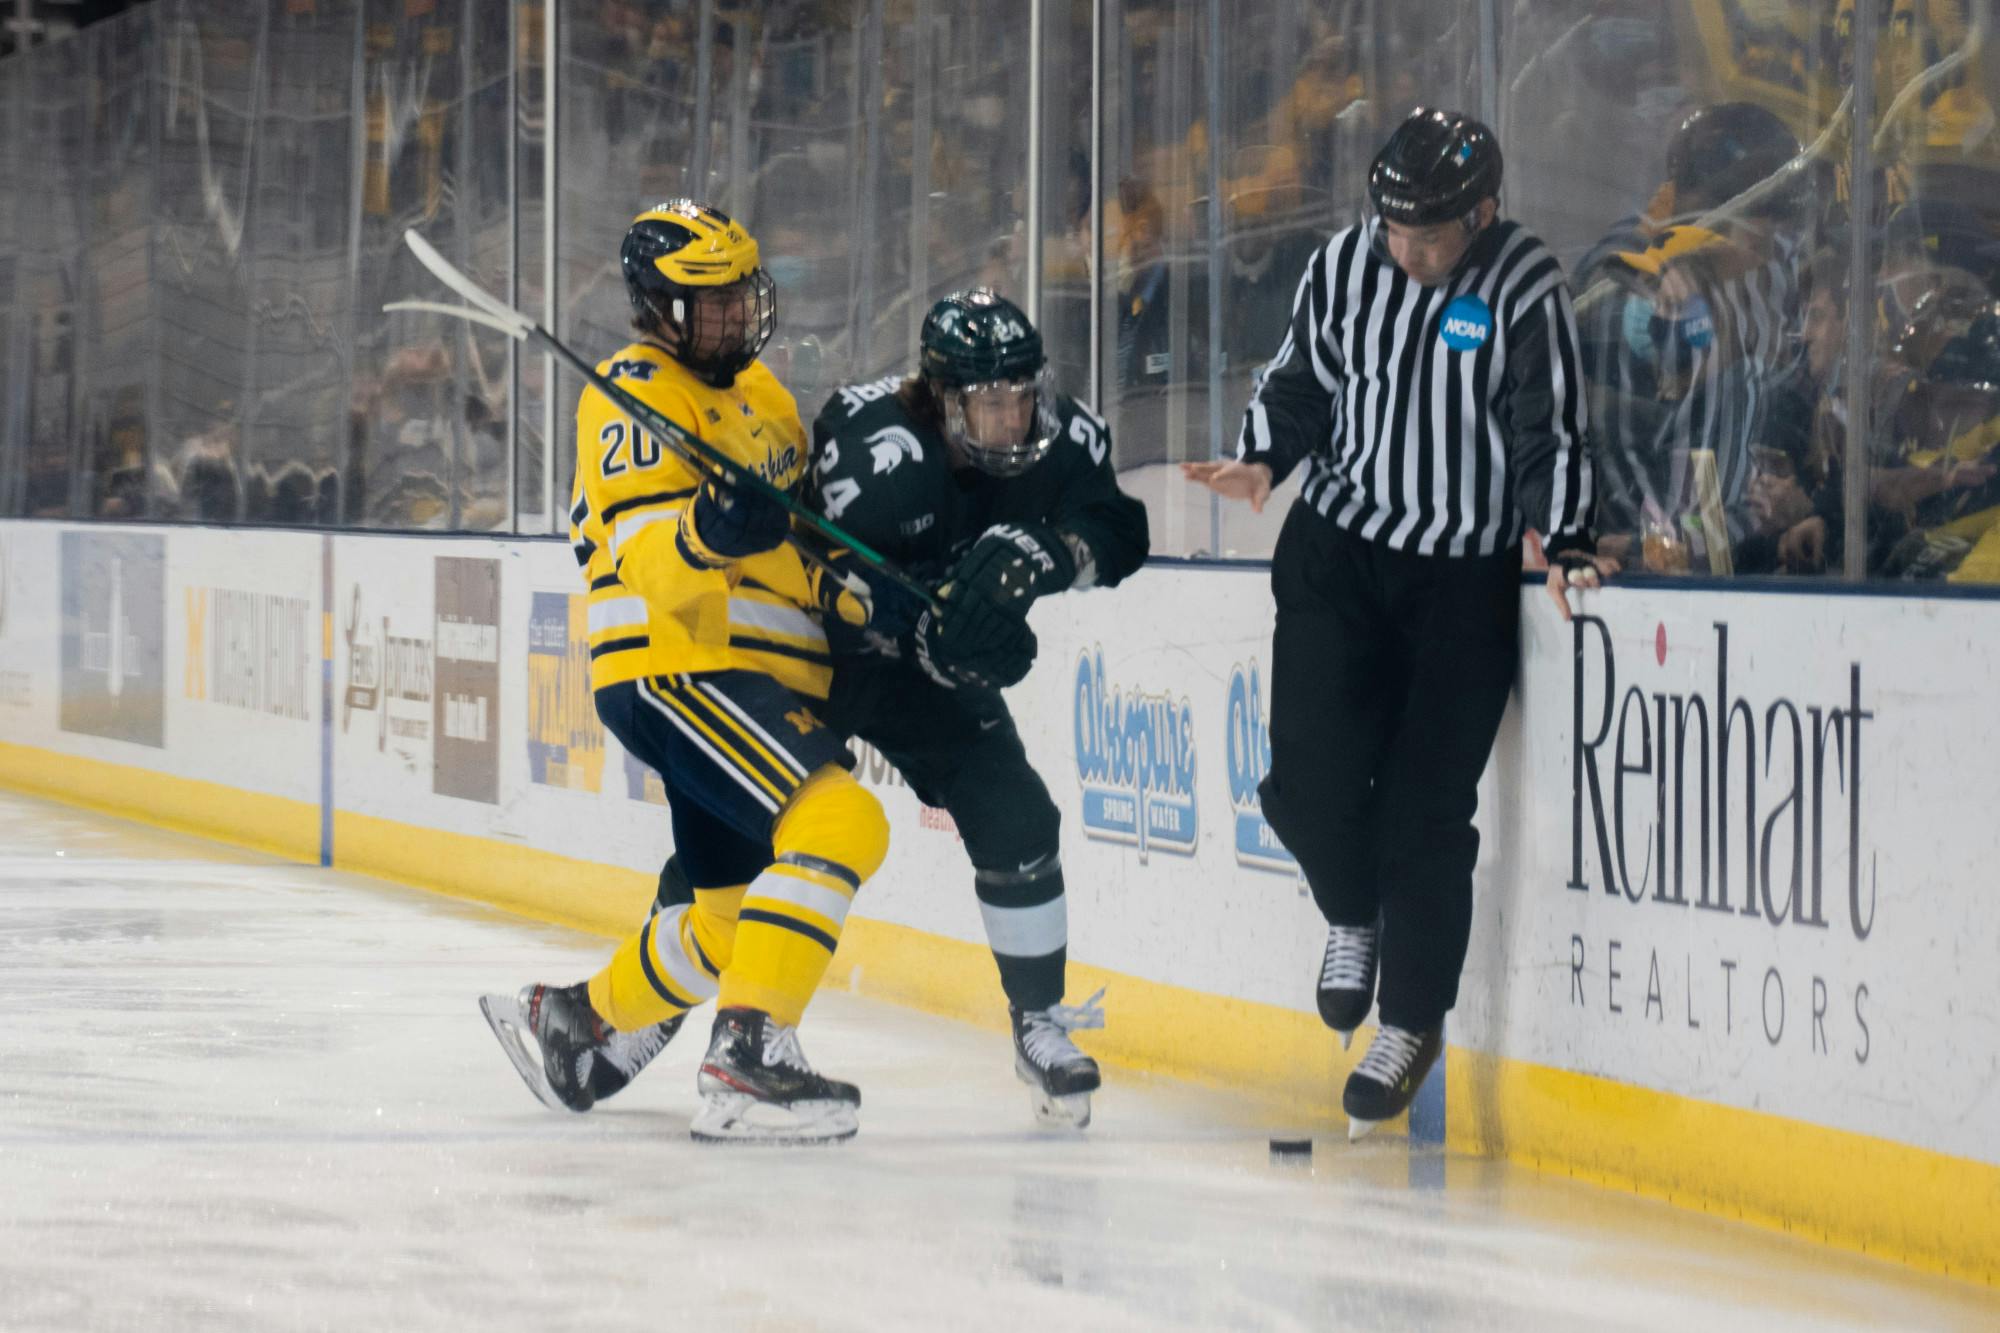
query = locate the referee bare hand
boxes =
[1182,460,1274,513]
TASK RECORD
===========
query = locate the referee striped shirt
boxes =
[1238,218,1593,559]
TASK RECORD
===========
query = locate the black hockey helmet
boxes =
[918,289,1060,477]
[1665,102,1803,215]
[1367,109,1502,229]
[620,199,776,386]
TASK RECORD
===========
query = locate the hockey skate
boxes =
[478,982,682,1113]
[1316,922,1379,1050]
[1012,988,1106,1129]
[1343,1024,1441,1141]
[690,1007,860,1144]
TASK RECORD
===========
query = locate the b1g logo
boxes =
[1439,293,1491,351]
[1224,660,1296,875]
[1073,647,1197,861]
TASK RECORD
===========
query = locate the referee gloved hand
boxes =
[946,523,1078,615]
[1530,530,1620,623]
[912,579,1038,691]
[679,475,792,568]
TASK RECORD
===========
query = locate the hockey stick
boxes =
[386,228,939,613]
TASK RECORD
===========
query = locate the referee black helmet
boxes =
[1368,109,1503,229]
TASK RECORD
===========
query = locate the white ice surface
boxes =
[1,791,1993,1332]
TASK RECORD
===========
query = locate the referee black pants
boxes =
[1258,505,1520,1032]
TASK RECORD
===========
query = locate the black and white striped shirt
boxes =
[1238,218,1593,559]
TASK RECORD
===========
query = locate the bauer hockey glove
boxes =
[946,522,1079,615]
[678,475,793,568]
[913,579,1038,690]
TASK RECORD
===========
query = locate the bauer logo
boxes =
[1224,660,1296,874]
[1073,647,1197,861]
[1439,294,1491,351]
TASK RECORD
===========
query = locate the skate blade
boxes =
[1028,1088,1093,1129]
[1338,1029,1355,1052]
[689,1092,858,1145]
[1014,1058,1094,1130]
[477,993,577,1113]
[1347,1115,1381,1142]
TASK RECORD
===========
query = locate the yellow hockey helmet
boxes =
[621,199,776,384]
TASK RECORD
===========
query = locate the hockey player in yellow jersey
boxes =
[480,200,888,1143]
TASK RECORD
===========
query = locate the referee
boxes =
[1186,108,1614,1138]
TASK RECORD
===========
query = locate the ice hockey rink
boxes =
[2,789,1993,1333]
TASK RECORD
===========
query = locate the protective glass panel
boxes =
[1502,0,1849,579]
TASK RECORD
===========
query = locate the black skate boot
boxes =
[690,1007,860,1144]
[1316,922,1379,1049]
[478,982,626,1112]
[1342,1024,1442,1141]
[1011,988,1106,1129]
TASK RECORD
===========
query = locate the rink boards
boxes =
[0,518,1994,1285]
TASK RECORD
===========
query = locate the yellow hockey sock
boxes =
[718,766,887,1025]
[587,886,745,1031]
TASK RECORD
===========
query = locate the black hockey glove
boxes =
[947,523,1078,615]
[913,580,1038,691]
[678,475,791,568]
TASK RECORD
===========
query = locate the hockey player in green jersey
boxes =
[661,289,1149,1126]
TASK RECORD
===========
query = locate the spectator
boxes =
[1574,102,1815,575]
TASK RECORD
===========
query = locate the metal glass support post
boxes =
[1204,0,1224,553]
[540,0,557,531]
[340,0,366,525]
[691,0,714,196]
[908,1,932,362]
[1089,0,1104,409]
[1843,13,1875,581]
[1478,0,1499,131]
[505,0,517,531]
[1027,0,1044,322]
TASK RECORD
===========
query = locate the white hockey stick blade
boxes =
[382,299,530,341]
[402,228,530,334]
[478,992,580,1113]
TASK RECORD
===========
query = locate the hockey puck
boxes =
[1268,1136,1312,1158]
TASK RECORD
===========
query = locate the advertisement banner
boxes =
[526,591,604,792]
[339,574,433,771]
[434,556,500,803]
[59,531,164,747]
[182,586,312,722]
[0,529,41,716]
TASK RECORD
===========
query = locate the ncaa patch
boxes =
[1674,294,1715,350]
[1439,294,1492,351]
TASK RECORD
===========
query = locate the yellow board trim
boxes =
[0,741,318,863]
[2,744,1993,1288]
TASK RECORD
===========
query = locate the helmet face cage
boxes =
[656,264,780,378]
[637,268,776,383]
[940,367,1061,477]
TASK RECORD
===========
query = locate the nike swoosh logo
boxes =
[978,718,1002,731]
